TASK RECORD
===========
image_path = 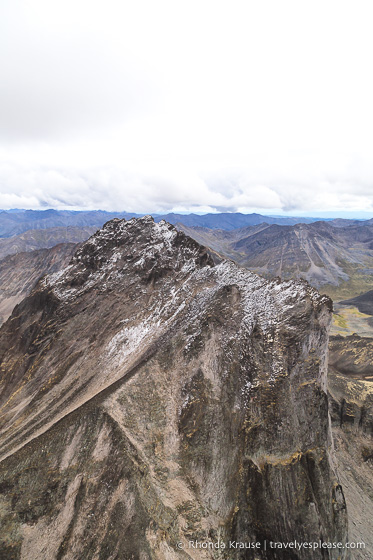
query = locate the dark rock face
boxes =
[0,217,347,559]
[328,335,373,558]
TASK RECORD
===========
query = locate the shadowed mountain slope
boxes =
[0,216,347,559]
[178,221,373,298]
[340,290,373,316]
[0,243,78,326]
[0,226,96,260]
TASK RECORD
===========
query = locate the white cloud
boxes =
[1,157,373,214]
[1,0,373,214]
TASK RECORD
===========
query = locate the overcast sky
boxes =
[1,0,373,216]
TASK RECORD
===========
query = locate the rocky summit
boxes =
[0,216,347,559]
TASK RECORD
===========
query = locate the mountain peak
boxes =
[0,214,345,557]
[46,216,214,301]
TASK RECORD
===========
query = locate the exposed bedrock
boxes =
[0,217,347,559]
[328,335,373,558]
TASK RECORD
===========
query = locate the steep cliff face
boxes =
[328,335,373,558]
[0,217,347,559]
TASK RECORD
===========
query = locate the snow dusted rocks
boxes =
[0,217,347,559]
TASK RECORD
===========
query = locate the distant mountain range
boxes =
[0,210,135,238]
[0,209,347,238]
[154,211,322,229]
[1,210,373,302]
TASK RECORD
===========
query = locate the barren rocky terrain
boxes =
[0,227,96,260]
[0,217,347,559]
[328,334,373,559]
[178,221,373,300]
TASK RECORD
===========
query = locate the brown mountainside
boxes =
[0,243,78,326]
[328,334,373,557]
[0,226,96,260]
[0,217,347,559]
[178,221,373,299]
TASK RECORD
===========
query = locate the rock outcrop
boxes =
[328,334,373,558]
[0,217,347,559]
